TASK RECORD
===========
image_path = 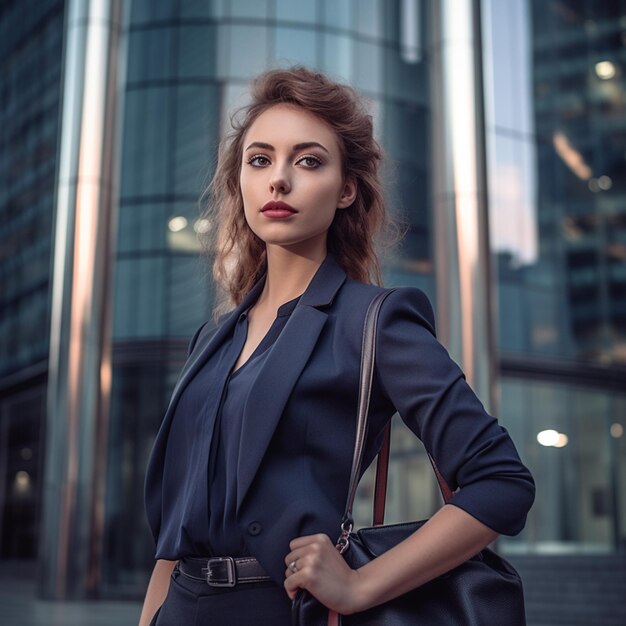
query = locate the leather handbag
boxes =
[292,289,526,626]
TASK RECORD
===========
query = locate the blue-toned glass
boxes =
[121,87,171,199]
[177,24,217,80]
[274,27,317,68]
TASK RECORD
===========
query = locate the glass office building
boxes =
[0,0,66,560]
[0,0,624,622]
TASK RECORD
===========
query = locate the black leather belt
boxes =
[178,556,271,587]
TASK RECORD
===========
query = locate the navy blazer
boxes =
[145,254,535,585]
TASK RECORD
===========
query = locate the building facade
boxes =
[0,0,624,621]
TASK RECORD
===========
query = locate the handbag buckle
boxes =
[336,518,353,554]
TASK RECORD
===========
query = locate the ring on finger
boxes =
[289,560,298,573]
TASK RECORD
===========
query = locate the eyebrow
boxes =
[244,141,330,154]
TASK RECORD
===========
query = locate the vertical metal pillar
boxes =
[428,0,497,411]
[40,0,125,599]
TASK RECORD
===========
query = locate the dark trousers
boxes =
[151,564,292,625]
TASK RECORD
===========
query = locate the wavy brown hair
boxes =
[199,66,399,319]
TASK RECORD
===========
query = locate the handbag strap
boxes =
[337,288,455,549]
[338,289,396,543]
[329,288,457,626]
[373,424,454,525]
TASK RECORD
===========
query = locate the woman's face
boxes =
[239,103,356,256]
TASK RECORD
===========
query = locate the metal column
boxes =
[428,0,497,411]
[40,0,126,599]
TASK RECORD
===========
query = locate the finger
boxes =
[283,570,304,594]
[283,546,310,568]
[284,582,299,601]
[284,558,302,577]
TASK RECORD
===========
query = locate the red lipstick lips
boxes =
[261,201,297,219]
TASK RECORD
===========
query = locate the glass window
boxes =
[117,203,167,254]
[322,0,352,30]
[484,0,533,134]
[500,378,626,552]
[354,40,382,94]
[354,416,440,528]
[383,100,430,267]
[354,0,383,39]
[487,133,538,268]
[218,24,269,79]
[121,87,171,199]
[0,387,46,559]
[275,0,318,24]
[230,0,270,19]
[168,254,214,336]
[383,49,428,104]
[166,201,203,254]
[127,28,174,83]
[484,0,626,367]
[104,363,175,589]
[180,0,222,19]
[273,27,317,68]
[177,24,217,80]
[130,0,178,25]
[172,84,220,195]
[113,256,166,339]
[321,33,353,82]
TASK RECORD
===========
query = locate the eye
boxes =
[247,154,271,167]
[296,154,322,168]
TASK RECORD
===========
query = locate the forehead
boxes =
[243,103,341,152]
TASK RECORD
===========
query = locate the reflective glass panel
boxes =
[274,27,317,68]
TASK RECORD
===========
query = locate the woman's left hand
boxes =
[283,533,364,615]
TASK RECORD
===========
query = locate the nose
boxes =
[269,167,291,195]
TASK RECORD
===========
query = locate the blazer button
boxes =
[247,521,262,536]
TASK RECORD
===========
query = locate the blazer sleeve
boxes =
[374,287,535,536]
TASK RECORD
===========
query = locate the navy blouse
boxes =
[154,293,301,560]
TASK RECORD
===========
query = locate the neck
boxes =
[258,244,327,311]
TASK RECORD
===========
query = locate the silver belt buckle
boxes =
[202,556,236,587]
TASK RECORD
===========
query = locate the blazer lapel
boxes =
[155,275,267,445]
[236,254,347,512]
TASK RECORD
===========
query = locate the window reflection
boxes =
[274,27,317,67]
[500,379,626,552]
[219,25,269,79]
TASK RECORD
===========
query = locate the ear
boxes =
[337,176,357,209]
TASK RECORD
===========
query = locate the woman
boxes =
[140,67,535,626]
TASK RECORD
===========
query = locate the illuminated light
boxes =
[588,178,600,192]
[537,429,560,447]
[14,470,31,494]
[595,60,616,80]
[553,132,593,180]
[611,423,624,438]
[168,216,188,232]
[597,175,612,190]
[194,218,212,234]
[554,434,569,448]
